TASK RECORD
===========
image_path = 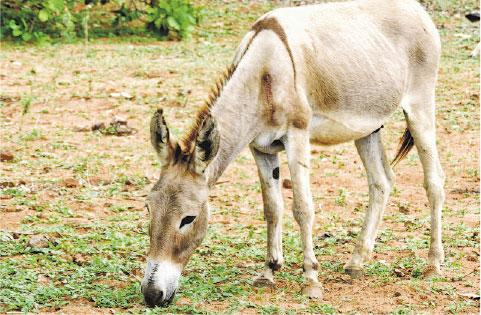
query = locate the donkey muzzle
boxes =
[141,260,181,308]
[142,285,177,307]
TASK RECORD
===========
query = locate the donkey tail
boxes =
[391,128,414,167]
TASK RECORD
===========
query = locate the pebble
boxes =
[0,151,14,162]
[63,178,79,188]
[28,235,50,248]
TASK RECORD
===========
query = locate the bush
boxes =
[0,0,201,43]
[1,0,77,43]
[146,0,200,39]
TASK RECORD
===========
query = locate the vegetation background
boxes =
[1,0,202,42]
[1,0,479,314]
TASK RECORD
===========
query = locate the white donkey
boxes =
[141,0,444,307]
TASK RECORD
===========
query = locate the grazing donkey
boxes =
[141,0,445,307]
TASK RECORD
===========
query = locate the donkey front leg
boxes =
[285,129,322,299]
[250,146,284,287]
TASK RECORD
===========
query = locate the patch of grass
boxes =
[20,95,33,115]
[21,128,44,141]
[306,303,337,314]
[335,188,348,206]
[390,305,415,315]
[448,300,475,314]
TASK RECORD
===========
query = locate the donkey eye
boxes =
[179,216,196,229]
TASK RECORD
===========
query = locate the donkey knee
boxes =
[424,178,445,206]
[292,203,314,226]
[369,178,392,201]
[264,205,280,224]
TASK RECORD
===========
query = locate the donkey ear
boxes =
[150,109,175,164]
[194,113,220,174]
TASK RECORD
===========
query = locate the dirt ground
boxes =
[1,1,480,314]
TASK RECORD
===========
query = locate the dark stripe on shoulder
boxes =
[251,17,297,81]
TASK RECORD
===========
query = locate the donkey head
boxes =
[141,109,220,307]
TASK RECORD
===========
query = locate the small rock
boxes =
[3,206,22,212]
[73,253,87,265]
[471,231,479,240]
[347,230,357,237]
[319,232,333,239]
[37,274,50,285]
[398,203,410,214]
[458,292,480,300]
[110,91,133,99]
[63,178,79,188]
[12,231,33,239]
[112,116,128,125]
[393,268,405,277]
[91,122,106,131]
[0,151,14,162]
[282,179,292,189]
[113,124,134,136]
[73,125,91,132]
[0,181,15,188]
[37,212,48,219]
[28,235,50,248]
[120,92,133,99]
[0,232,14,241]
[90,176,111,186]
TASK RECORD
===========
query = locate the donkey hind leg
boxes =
[344,131,394,278]
[403,94,445,276]
[250,146,284,287]
[285,129,322,299]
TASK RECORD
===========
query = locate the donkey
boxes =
[141,0,445,307]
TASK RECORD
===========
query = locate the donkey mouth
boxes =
[163,290,177,306]
[144,289,177,308]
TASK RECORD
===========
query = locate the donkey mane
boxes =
[180,63,236,151]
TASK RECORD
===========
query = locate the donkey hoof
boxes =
[302,282,323,299]
[253,276,275,287]
[345,266,363,279]
[422,264,442,278]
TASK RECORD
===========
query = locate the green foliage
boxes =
[146,0,200,39]
[0,0,201,43]
[1,0,77,43]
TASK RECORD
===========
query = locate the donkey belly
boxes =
[309,112,389,146]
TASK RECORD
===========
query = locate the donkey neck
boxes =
[204,70,262,187]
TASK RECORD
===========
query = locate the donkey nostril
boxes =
[155,290,164,305]
[144,289,164,307]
